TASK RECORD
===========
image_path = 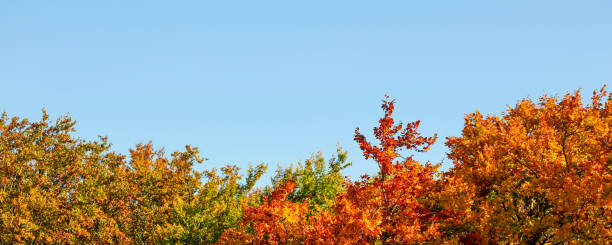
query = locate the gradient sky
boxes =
[1,1,610,185]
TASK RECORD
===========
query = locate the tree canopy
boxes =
[1,87,611,244]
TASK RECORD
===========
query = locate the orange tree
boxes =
[442,87,612,244]
[222,97,451,244]
[0,111,267,244]
[0,111,130,244]
[220,181,310,244]
[304,96,447,244]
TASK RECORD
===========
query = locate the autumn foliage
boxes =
[298,97,444,244]
[441,87,612,243]
[1,87,611,244]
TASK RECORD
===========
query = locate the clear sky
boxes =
[1,1,610,184]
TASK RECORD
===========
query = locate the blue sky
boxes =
[1,1,610,184]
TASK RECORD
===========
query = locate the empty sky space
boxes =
[1,1,610,184]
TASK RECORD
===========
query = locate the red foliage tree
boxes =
[306,96,444,244]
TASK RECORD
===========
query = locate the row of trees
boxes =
[1,87,611,244]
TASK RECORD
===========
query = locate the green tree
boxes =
[268,146,351,212]
[157,163,266,244]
